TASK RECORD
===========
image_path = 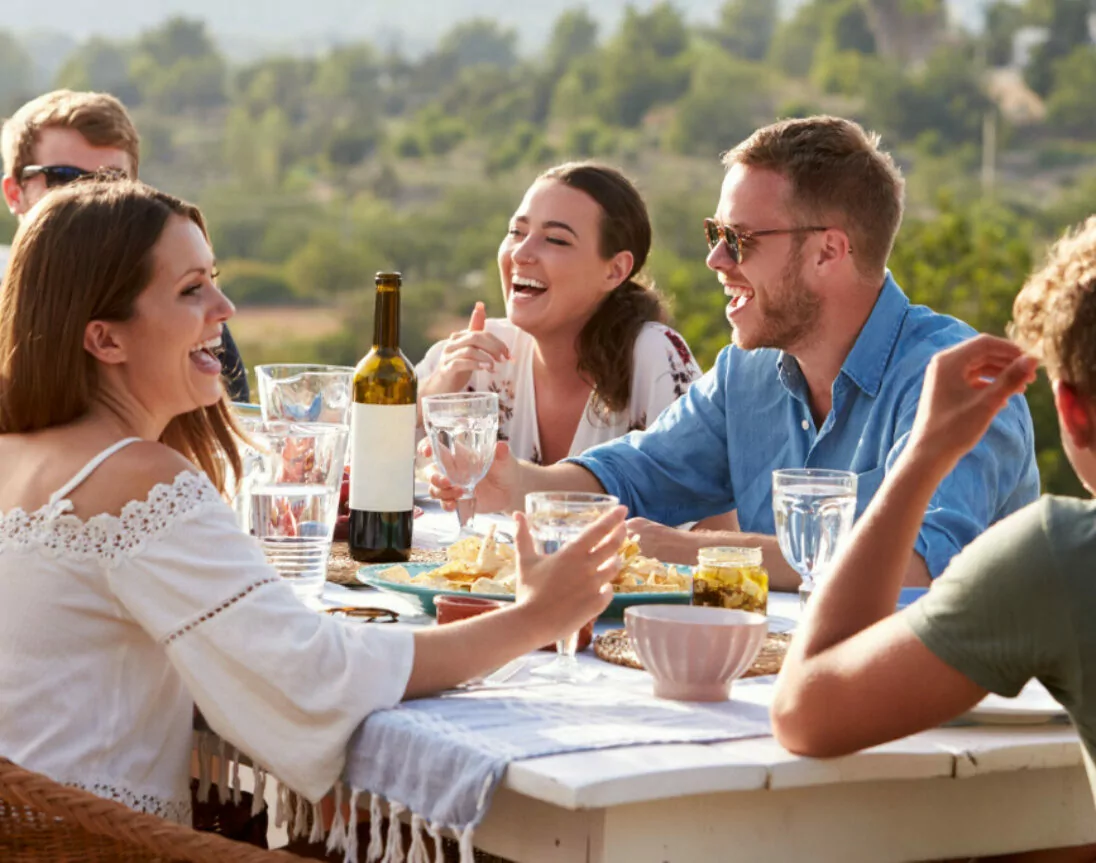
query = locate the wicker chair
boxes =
[0,757,308,862]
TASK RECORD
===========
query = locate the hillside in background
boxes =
[11,0,995,56]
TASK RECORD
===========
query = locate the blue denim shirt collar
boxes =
[776,271,908,401]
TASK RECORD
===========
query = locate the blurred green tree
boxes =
[1024,0,1093,96]
[713,0,778,61]
[1045,46,1096,136]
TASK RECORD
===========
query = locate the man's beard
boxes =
[731,243,821,352]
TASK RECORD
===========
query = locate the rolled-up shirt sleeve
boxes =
[888,389,1040,579]
[568,347,735,525]
[106,486,414,801]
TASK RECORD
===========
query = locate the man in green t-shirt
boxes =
[773,217,1096,861]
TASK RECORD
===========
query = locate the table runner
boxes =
[331,657,774,863]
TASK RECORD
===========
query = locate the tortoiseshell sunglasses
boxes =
[703,219,835,264]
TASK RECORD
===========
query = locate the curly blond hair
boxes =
[1010,216,1096,396]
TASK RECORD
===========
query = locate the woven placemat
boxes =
[326,543,447,587]
[593,630,793,678]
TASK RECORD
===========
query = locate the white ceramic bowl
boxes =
[625,605,767,702]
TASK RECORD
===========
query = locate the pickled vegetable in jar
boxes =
[692,546,768,614]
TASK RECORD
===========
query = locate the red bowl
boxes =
[435,595,504,625]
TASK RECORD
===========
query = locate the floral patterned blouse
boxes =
[416,319,702,464]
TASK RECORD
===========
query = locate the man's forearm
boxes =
[509,461,606,510]
[795,448,951,657]
[639,529,803,591]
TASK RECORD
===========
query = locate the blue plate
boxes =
[896,587,929,610]
[356,563,690,619]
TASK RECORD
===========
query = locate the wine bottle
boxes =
[348,272,417,562]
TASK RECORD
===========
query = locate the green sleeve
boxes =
[904,498,1070,698]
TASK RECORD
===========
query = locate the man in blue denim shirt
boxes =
[430,116,1039,589]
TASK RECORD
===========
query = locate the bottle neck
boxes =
[373,283,400,350]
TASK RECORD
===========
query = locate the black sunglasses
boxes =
[19,165,128,189]
[703,219,839,264]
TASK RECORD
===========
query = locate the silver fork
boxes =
[456,657,530,691]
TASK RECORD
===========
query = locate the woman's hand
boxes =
[423,439,520,514]
[418,302,510,399]
[512,506,626,640]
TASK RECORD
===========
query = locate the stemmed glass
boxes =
[421,393,499,538]
[772,469,858,608]
[525,491,620,684]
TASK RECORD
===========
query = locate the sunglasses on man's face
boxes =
[20,165,128,189]
[703,219,834,265]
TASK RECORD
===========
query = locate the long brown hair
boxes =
[538,162,668,416]
[0,179,242,491]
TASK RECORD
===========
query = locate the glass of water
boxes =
[256,364,355,425]
[247,422,349,605]
[421,393,499,538]
[772,469,858,608]
[525,491,620,684]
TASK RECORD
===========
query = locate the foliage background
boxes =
[2,0,1094,495]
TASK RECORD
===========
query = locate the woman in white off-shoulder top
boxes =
[0,180,626,825]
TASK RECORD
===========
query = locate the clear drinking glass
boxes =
[421,393,499,538]
[247,422,349,605]
[226,412,265,532]
[525,491,620,684]
[772,469,858,608]
[256,364,355,425]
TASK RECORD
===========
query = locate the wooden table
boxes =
[320,511,1096,862]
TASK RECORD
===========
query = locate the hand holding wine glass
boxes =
[512,505,626,636]
[422,393,500,537]
[524,491,622,683]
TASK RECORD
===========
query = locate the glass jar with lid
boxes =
[692,547,768,614]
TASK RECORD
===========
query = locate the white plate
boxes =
[962,679,1067,726]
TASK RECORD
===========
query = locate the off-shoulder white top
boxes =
[0,438,414,823]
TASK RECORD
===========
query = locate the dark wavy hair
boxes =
[538,162,668,417]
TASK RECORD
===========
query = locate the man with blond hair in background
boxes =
[1,89,250,402]
[431,115,1039,591]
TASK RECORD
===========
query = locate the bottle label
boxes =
[349,403,416,512]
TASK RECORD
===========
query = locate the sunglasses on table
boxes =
[322,606,399,623]
[703,219,844,264]
[19,165,128,188]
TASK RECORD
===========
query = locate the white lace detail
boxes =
[163,577,281,645]
[0,471,223,564]
[65,780,192,825]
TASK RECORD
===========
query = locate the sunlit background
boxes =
[2,0,1093,494]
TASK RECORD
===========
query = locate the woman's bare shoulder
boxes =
[69,441,205,519]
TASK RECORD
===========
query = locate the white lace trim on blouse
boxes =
[0,471,223,563]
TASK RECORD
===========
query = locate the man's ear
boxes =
[816,228,852,269]
[2,175,23,216]
[1053,380,1094,450]
[605,250,635,294]
[84,321,127,366]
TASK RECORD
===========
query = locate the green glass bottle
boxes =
[348,272,417,562]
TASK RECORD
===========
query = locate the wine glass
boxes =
[421,393,499,538]
[772,469,858,608]
[525,491,620,684]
